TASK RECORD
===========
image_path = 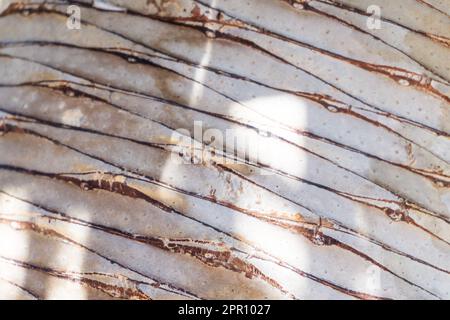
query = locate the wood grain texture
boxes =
[0,0,449,299]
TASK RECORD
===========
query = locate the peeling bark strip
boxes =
[0,0,449,299]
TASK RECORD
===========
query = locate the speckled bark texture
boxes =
[0,0,449,300]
